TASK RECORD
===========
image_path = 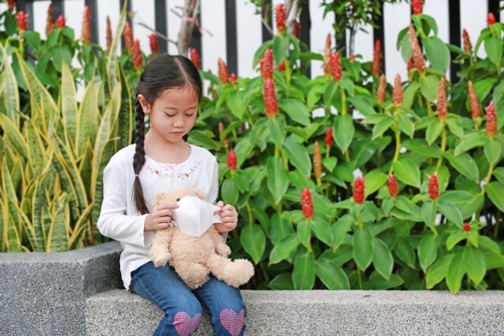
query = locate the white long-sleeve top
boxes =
[97,144,219,289]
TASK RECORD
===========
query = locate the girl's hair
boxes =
[133,54,202,214]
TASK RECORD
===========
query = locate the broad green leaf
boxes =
[348,95,376,116]
[297,219,311,247]
[479,235,502,255]
[221,179,239,205]
[240,224,265,264]
[47,206,68,252]
[61,60,78,142]
[0,114,28,159]
[403,82,420,108]
[418,234,440,272]
[364,170,387,197]
[269,233,299,264]
[282,137,311,176]
[292,251,315,289]
[402,139,443,158]
[372,116,395,140]
[426,254,455,288]
[273,35,290,67]
[227,91,246,119]
[426,119,444,145]
[372,237,393,280]
[484,138,502,165]
[76,80,98,154]
[393,159,421,188]
[484,182,504,212]
[268,273,294,290]
[311,220,333,246]
[315,258,350,289]
[333,114,354,152]
[369,272,404,290]
[278,98,311,126]
[423,37,451,74]
[421,201,437,227]
[446,230,465,251]
[0,44,19,122]
[267,118,286,147]
[446,252,466,293]
[437,202,463,228]
[332,215,353,249]
[444,151,480,183]
[420,75,440,101]
[446,118,464,139]
[106,0,128,91]
[398,113,415,138]
[353,226,373,271]
[464,246,486,286]
[485,36,503,67]
[252,40,274,69]
[394,237,416,268]
[266,157,289,204]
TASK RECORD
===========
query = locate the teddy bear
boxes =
[149,188,255,289]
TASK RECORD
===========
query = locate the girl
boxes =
[97,54,247,336]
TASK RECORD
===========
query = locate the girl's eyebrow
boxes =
[163,106,197,110]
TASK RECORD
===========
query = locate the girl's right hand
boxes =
[144,203,179,232]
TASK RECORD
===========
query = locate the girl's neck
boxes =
[143,132,191,164]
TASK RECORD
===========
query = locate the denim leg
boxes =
[193,276,246,336]
[131,262,203,336]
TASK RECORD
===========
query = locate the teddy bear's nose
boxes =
[176,198,180,202]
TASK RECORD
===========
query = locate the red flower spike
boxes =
[47,23,54,36]
[56,14,66,28]
[428,172,439,200]
[462,29,472,55]
[330,52,342,81]
[353,177,365,205]
[82,6,91,45]
[377,74,386,104]
[325,127,333,149]
[46,4,53,37]
[411,0,423,15]
[260,49,273,81]
[393,74,403,108]
[323,33,332,77]
[313,141,322,182]
[275,4,286,35]
[230,73,237,84]
[301,187,314,220]
[227,149,237,171]
[17,11,27,31]
[149,34,159,54]
[407,58,415,73]
[408,25,426,74]
[388,174,398,198]
[278,61,286,72]
[190,48,201,69]
[463,223,471,232]
[219,122,229,149]
[437,78,447,122]
[123,21,133,52]
[349,54,355,62]
[218,58,229,84]
[486,101,497,139]
[488,13,496,26]
[132,39,142,70]
[468,81,480,121]
[8,0,15,11]
[371,39,382,76]
[106,16,112,53]
[264,78,278,118]
[294,21,301,39]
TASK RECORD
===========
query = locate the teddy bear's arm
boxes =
[209,227,231,257]
[149,228,175,267]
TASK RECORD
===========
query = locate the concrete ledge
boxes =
[86,289,504,335]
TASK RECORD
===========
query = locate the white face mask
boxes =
[170,196,223,237]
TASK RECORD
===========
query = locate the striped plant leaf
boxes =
[92,141,114,244]
[78,140,93,197]
[117,66,133,150]
[61,60,78,142]
[0,198,4,252]
[6,215,21,252]
[76,80,98,154]
[68,202,94,250]
[47,195,69,252]
[106,0,128,93]
[25,119,46,174]
[31,176,47,252]
[0,44,20,123]
[51,151,80,222]
[0,113,28,159]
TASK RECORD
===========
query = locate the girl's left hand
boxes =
[214,201,238,233]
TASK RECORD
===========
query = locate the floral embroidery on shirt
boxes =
[143,160,201,180]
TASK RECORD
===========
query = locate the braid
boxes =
[132,99,149,214]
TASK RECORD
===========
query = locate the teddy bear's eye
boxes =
[176,198,180,202]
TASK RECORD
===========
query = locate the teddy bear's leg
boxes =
[170,260,210,290]
[209,227,231,257]
[205,254,255,288]
[149,229,174,267]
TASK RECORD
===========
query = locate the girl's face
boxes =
[140,86,198,145]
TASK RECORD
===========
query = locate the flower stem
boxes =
[357,266,363,289]
[285,58,291,87]
[246,202,254,226]
[390,120,401,173]
[425,97,433,117]
[437,127,447,167]
[340,86,347,115]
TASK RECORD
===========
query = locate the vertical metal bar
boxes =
[448,0,461,83]
[262,0,273,43]
[334,12,347,57]
[154,0,168,53]
[85,0,99,45]
[299,0,311,78]
[51,0,65,22]
[120,0,132,50]
[225,0,238,75]
[373,2,385,75]
[189,11,202,65]
[16,0,34,31]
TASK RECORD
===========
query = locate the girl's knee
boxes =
[217,307,246,336]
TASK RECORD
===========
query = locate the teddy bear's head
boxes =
[153,188,206,207]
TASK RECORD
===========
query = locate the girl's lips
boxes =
[172,131,184,136]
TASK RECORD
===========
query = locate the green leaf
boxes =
[282,137,311,176]
[268,273,294,290]
[227,91,246,119]
[479,235,502,255]
[421,201,437,227]
[402,139,443,158]
[372,237,393,280]
[315,258,350,289]
[348,96,376,116]
[292,251,315,289]
[426,254,455,288]
[398,113,415,138]
[446,252,466,293]
[484,138,502,165]
[418,234,441,272]
[426,119,444,145]
[333,114,354,152]
[395,196,413,213]
[420,75,440,101]
[322,157,337,172]
[266,157,289,205]
[446,230,466,251]
[240,225,265,264]
[307,85,325,109]
[297,219,312,247]
[393,159,421,188]
[353,226,373,271]
[484,182,504,212]
[22,31,41,51]
[369,272,404,290]
[464,246,486,286]
[437,202,463,228]
[106,1,127,91]
[273,36,290,67]
[269,233,299,264]
[484,36,503,67]
[364,170,387,197]
[278,99,310,126]
[423,37,451,74]
[332,215,353,249]
[394,237,416,268]
[188,130,219,151]
[372,116,395,140]
[403,82,420,109]
[252,40,274,69]
[52,45,72,72]
[221,179,239,205]
[340,77,355,95]
[444,151,480,183]
[446,118,464,139]
[311,220,333,247]
[61,60,78,142]
[400,32,411,63]
[76,80,98,154]
[267,118,286,147]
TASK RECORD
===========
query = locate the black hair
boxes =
[133,54,202,214]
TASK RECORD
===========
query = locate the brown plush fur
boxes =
[149,188,254,289]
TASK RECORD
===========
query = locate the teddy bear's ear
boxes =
[192,189,207,201]
[154,192,168,206]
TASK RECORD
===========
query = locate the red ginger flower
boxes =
[411,0,423,15]
[219,122,229,149]
[132,39,142,70]
[149,34,159,54]
[488,13,496,26]
[437,78,447,122]
[8,0,15,11]
[106,16,112,52]
[408,25,426,74]
[260,49,273,81]
[82,6,91,45]
[462,29,472,55]
[323,33,332,77]
[301,187,314,220]
[486,101,497,138]
[56,14,66,28]
[313,141,322,182]
[230,73,237,84]
[278,60,286,71]
[17,11,27,31]
[190,48,201,69]
[428,172,439,200]
[218,58,229,84]
[463,223,471,232]
[294,21,301,39]
[407,58,415,73]
[227,149,237,171]
[264,78,278,118]
[371,39,382,76]
[468,81,480,121]
[325,127,333,149]
[377,74,386,104]
[123,21,133,52]
[353,177,365,205]
[349,54,355,62]
[47,23,54,36]
[46,4,53,37]
[275,4,286,35]
[393,74,403,108]
[388,174,398,198]
[330,52,342,81]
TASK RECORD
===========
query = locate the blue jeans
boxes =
[131,261,246,336]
